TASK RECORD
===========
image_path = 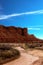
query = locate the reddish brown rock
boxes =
[22,28,27,36]
[0,25,43,46]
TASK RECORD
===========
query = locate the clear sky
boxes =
[0,0,43,39]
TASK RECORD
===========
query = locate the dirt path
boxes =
[3,47,39,65]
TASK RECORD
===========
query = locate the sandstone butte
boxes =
[0,25,43,44]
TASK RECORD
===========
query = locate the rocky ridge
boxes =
[0,25,43,45]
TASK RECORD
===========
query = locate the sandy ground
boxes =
[27,48,43,65]
[32,57,43,65]
[3,47,39,65]
[27,48,43,57]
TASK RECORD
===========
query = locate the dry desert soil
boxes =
[3,47,43,65]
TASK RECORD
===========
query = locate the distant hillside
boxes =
[0,25,43,44]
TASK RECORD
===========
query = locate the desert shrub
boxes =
[0,49,20,58]
[13,49,20,55]
[0,44,12,50]
[0,44,20,64]
[28,45,35,48]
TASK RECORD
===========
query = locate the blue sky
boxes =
[0,0,43,39]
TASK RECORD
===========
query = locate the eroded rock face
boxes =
[0,25,43,45]
[0,25,28,43]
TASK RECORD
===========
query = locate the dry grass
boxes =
[0,44,20,64]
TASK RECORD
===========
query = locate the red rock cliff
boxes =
[0,25,43,43]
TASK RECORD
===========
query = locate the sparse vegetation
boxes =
[0,44,20,64]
